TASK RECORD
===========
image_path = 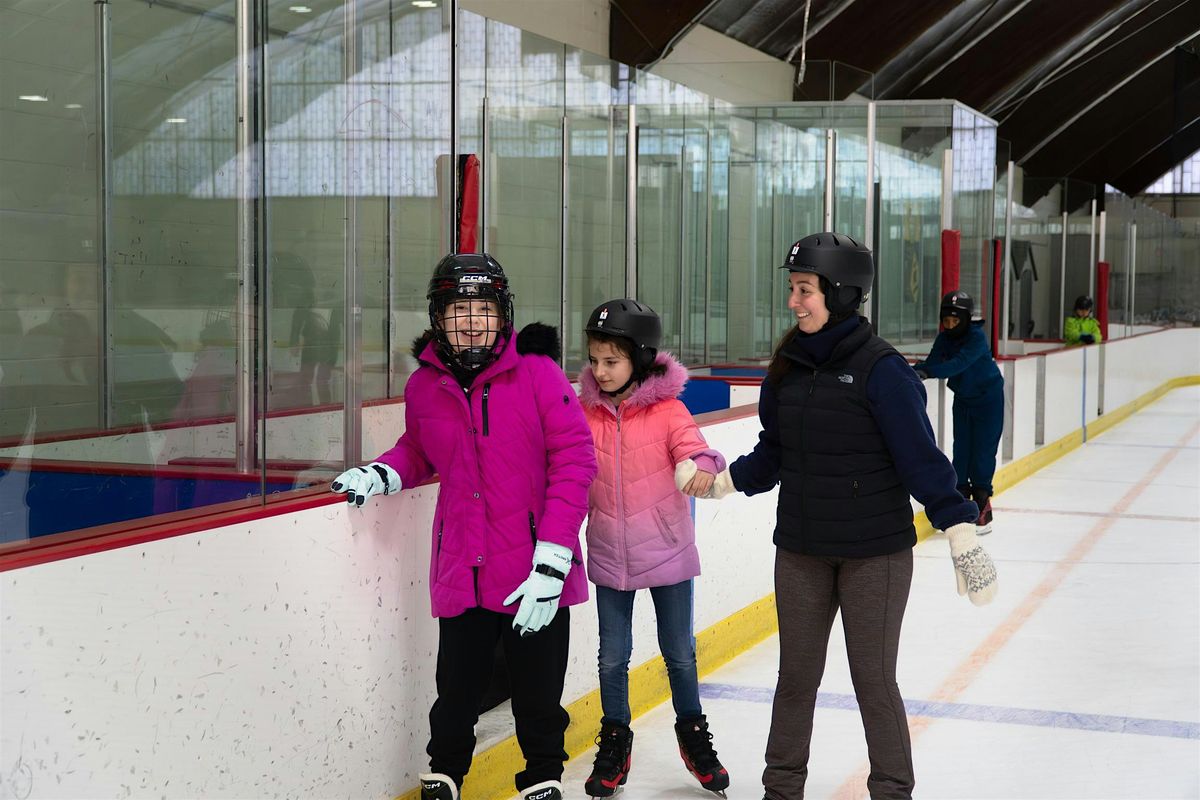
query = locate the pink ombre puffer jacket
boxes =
[579,353,725,591]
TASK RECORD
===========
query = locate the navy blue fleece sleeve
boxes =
[915,328,989,380]
[868,354,978,529]
[728,377,782,496]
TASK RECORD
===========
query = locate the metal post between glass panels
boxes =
[824,129,836,231]
[235,0,262,473]
[1059,210,1068,338]
[1129,221,1137,336]
[864,101,876,321]
[560,115,569,366]
[343,0,363,467]
[626,103,638,299]
[95,0,113,430]
[1001,161,1014,355]
[1088,198,1097,298]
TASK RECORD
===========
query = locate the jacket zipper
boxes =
[529,511,537,545]
[852,479,859,498]
[614,409,628,590]
[482,383,491,436]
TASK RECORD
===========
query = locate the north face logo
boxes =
[837,374,854,384]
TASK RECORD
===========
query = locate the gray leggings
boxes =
[763,547,915,800]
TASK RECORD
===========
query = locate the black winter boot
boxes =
[585,719,634,797]
[674,715,730,795]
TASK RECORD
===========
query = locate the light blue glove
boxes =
[330,462,401,507]
[503,540,573,637]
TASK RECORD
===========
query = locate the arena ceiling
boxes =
[610,0,1200,197]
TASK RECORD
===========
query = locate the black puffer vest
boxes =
[774,321,917,558]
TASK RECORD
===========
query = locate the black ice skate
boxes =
[674,715,730,797]
[418,772,458,800]
[521,779,564,800]
[585,719,634,797]
[973,488,993,535]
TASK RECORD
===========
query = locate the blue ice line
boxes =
[698,683,1200,740]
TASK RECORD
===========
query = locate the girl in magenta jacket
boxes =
[578,299,731,799]
[331,254,596,800]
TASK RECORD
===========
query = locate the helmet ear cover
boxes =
[819,278,863,316]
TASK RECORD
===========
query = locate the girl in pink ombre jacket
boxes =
[577,299,731,799]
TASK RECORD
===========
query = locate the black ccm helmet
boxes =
[1074,295,1094,311]
[427,252,514,370]
[780,232,874,315]
[584,298,662,376]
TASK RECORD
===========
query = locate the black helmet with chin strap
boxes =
[585,298,662,396]
[427,252,514,370]
[779,232,874,315]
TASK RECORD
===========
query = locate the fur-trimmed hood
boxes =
[578,351,688,410]
[412,322,561,364]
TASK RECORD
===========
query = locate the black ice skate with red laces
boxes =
[973,488,994,535]
[586,719,634,797]
[674,715,730,797]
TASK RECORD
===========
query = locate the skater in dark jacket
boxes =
[705,233,999,800]
[913,290,1005,533]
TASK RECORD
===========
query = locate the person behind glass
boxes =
[1064,294,1102,346]
[912,290,1005,534]
[704,233,999,800]
[330,253,597,800]
[577,299,731,799]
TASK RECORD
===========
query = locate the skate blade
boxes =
[976,522,992,536]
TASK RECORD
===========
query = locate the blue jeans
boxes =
[595,579,702,726]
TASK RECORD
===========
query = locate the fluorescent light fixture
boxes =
[65,103,83,109]
[166,117,187,124]
[412,1,438,7]
[288,5,312,12]
[19,95,49,102]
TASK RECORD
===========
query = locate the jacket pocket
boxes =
[653,505,682,545]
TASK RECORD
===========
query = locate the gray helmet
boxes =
[780,232,874,315]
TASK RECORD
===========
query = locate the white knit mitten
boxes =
[947,522,998,606]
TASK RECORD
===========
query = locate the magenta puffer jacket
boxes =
[579,353,725,591]
[376,323,597,618]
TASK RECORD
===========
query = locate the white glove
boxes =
[706,468,736,500]
[674,458,698,491]
[330,462,401,507]
[673,458,715,497]
[504,540,572,637]
[676,460,735,500]
[947,522,998,606]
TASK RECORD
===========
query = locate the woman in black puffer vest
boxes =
[707,233,999,800]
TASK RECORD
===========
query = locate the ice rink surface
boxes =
[522,387,1200,800]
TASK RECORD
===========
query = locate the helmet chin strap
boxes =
[601,374,637,398]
